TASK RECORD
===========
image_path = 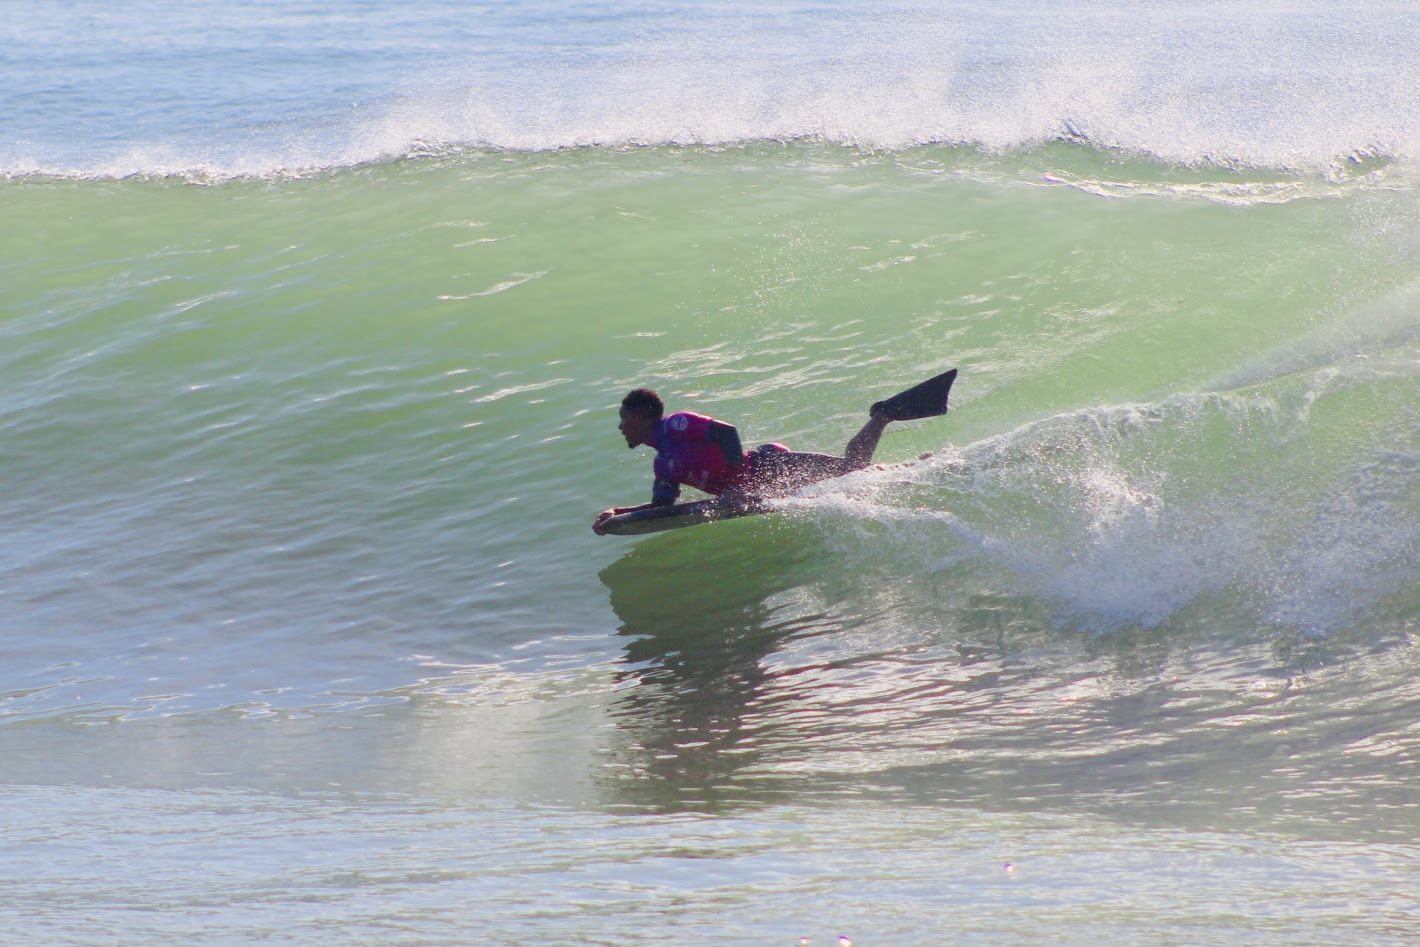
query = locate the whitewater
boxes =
[3,2,1418,943]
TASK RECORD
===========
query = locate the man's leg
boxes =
[842,414,890,468]
[749,415,891,495]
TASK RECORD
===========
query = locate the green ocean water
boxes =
[4,144,1419,941]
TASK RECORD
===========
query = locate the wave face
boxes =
[5,141,1416,748]
[5,0,1420,176]
[4,4,1420,944]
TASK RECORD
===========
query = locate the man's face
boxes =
[618,407,656,448]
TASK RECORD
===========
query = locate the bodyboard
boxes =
[599,497,771,535]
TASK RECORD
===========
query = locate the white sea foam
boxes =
[811,377,1419,634]
[363,4,1420,171]
[6,1,1420,177]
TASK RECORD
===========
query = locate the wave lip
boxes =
[6,2,1420,179]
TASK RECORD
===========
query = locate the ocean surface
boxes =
[3,2,1418,943]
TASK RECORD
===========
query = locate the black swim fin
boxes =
[871,368,957,421]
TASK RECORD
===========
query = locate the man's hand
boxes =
[592,508,622,535]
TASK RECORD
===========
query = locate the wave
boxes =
[6,1,1420,180]
[356,8,1420,172]
[5,138,1411,202]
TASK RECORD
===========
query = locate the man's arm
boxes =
[706,420,744,470]
[593,502,650,533]
[651,476,681,507]
[592,478,681,534]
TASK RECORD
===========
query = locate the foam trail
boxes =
[802,374,1419,635]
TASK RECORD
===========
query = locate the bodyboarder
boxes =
[592,369,956,534]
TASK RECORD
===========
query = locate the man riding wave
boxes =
[593,370,955,534]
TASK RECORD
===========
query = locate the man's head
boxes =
[618,387,663,448]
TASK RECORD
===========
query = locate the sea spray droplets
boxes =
[1264,443,1420,633]
[361,3,1420,170]
[803,381,1419,633]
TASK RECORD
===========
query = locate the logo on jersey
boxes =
[670,414,689,432]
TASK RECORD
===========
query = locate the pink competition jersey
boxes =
[651,412,748,497]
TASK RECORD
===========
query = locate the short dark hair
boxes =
[621,387,664,418]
